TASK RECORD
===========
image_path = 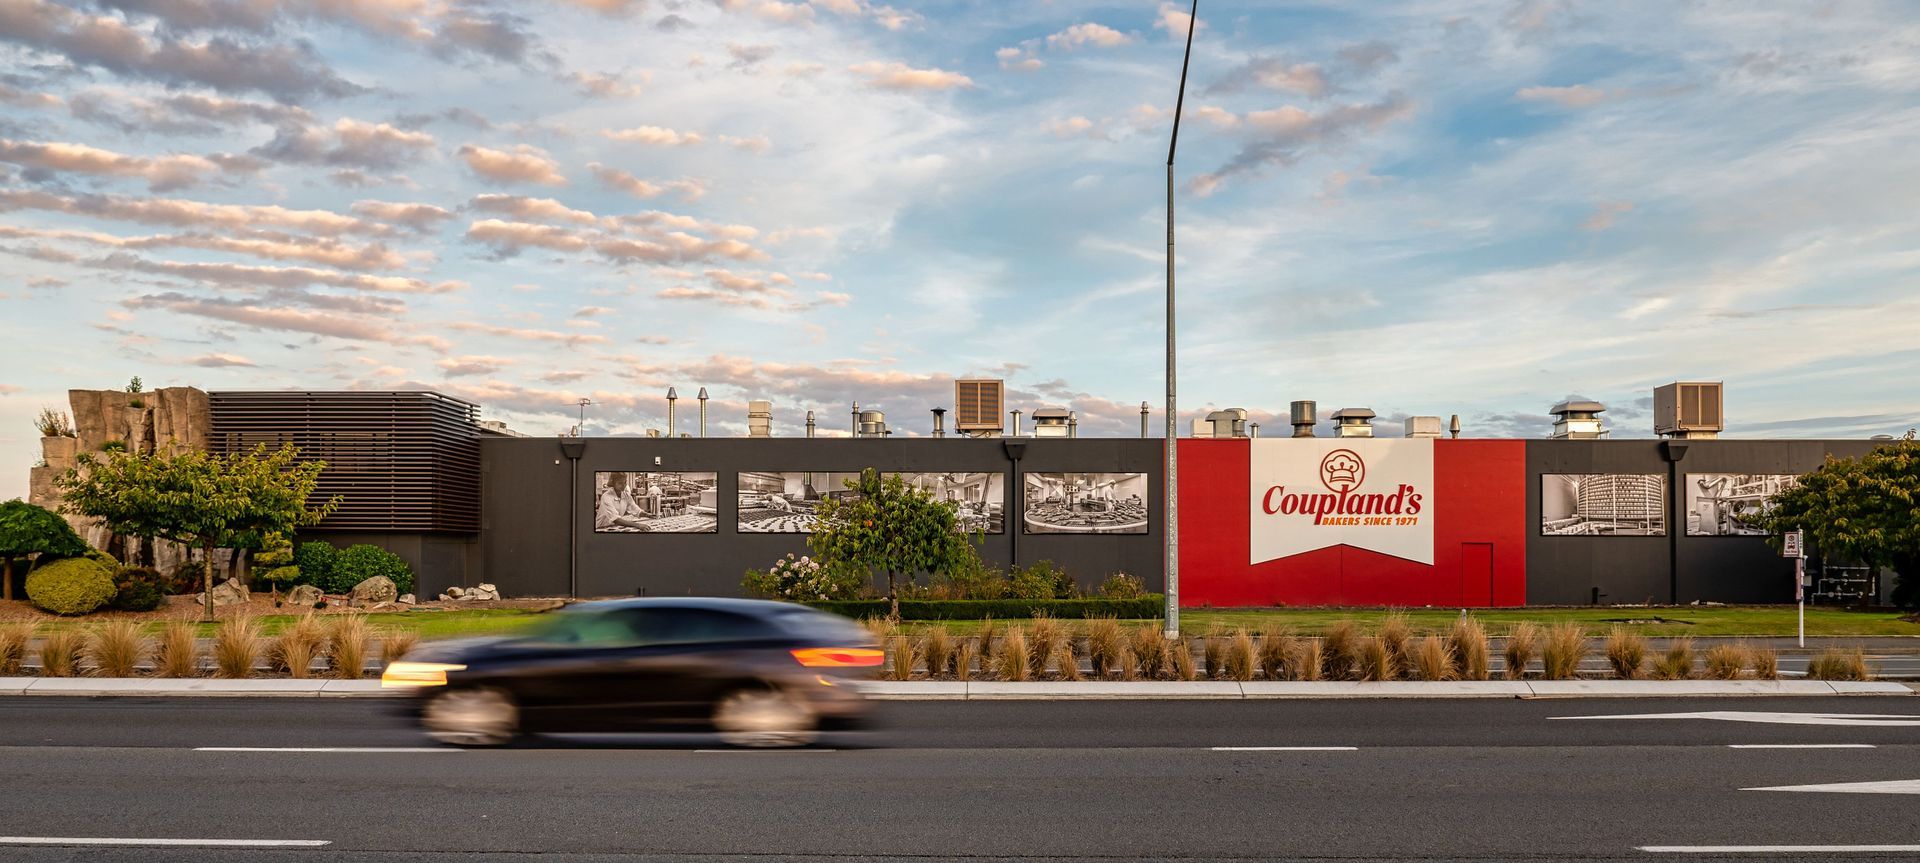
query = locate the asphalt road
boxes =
[0,696,1917,862]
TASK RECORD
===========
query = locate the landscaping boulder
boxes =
[286,584,323,606]
[467,583,501,601]
[398,593,416,605]
[349,575,398,606]
[195,577,249,607]
[445,586,466,599]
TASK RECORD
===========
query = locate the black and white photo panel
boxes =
[1022,472,1150,535]
[896,472,1005,534]
[737,472,1006,534]
[594,471,719,533]
[1685,474,1799,536]
[1540,474,1666,536]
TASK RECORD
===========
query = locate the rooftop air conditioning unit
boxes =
[1654,382,1723,439]
[954,379,1004,434]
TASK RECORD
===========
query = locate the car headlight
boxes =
[380,661,467,688]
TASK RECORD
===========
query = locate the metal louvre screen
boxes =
[209,391,482,532]
[954,379,1003,431]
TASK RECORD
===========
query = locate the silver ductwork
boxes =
[1290,400,1317,438]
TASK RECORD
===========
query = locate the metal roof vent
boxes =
[1330,407,1376,438]
[1549,399,1609,440]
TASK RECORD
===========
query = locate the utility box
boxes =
[954,379,1004,434]
[1654,382,1723,439]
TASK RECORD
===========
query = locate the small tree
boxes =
[807,469,978,618]
[1759,433,1920,606]
[0,499,90,601]
[56,444,338,620]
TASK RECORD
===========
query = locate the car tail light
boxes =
[791,647,884,668]
[381,662,467,688]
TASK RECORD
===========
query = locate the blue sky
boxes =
[3,0,1918,495]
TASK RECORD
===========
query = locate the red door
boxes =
[1460,543,1494,607]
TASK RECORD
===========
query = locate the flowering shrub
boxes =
[742,553,866,601]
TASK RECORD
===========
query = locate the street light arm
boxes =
[1167,0,1199,166]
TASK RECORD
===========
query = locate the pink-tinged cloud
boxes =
[449,321,609,346]
[348,200,454,232]
[0,139,227,190]
[457,144,566,185]
[186,353,256,368]
[1046,23,1134,50]
[464,219,590,253]
[1516,84,1614,108]
[600,126,703,146]
[848,61,974,91]
[587,163,705,202]
[0,188,379,235]
[469,194,601,225]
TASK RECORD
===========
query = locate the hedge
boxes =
[802,596,1166,620]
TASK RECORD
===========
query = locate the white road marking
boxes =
[1640,845,1920,854]
[692,749,837,753]
[194,747,452,753]
[1727,744,1877,749]
[0,838,330,847]
[1745,779,1920,795]
[1209,746,1359,751]
[1553,711,1920,727]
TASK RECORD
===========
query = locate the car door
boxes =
[610,608,785,729]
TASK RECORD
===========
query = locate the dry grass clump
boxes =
[1355,636,1393,681]
[0,623,35,675]
[953,639,976,681]
[1806,648,1870,681]
[1258,631,1292,680]
[1086,617,1122,679]
[1201,625,1227,678]
[1747,644,1779,680]
[1448,617,1490,681]
[1224,629,1256,682]
[1541,623,1587,680]
[1604,627,1647,680]
[327,614,370,680]
[1503,622,1541,680]
[1409,635,1453,681]
[379,628,421,668]
[1322,620,1361,681]
[1130,625,1170,680]
[861,616,898,642]
[887,635,916,680]
[154,620,200,678]
[37,629,82,677]
[1050,640,1082,681]
[269,616,326,677]
[1113,640,1137,681]
[85,621,145,677]
[994,626,1031,681]
[1027,614,1064,677]
[1378,612,1413,677]
[1652,638,1694,680]
[1167,636,1198,681]
[1703,643,1745,680]
[975,617,999,659]
[213,618,262,678]
[921,626,953,679]
[1288,639,1324,681]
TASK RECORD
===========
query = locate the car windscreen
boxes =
[768,608,873,645]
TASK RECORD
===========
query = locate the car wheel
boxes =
[712,686,817,748]
[422,687,519,747]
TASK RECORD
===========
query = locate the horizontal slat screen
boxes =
[208,391,481,533]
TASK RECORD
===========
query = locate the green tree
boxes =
[1759,434,1920,606]
[806,469,979,618]
[0,499,89,602]
[55,444,339,620]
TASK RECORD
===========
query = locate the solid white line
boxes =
[0,838,331,847]
[194,746,451,753]
[692,749,838,753]
[1209,746,1358,752]
[1727,744,1877,749]
[1639,845,1920,853]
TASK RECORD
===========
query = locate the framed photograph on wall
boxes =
[1022,472,1150,535]
[737,472,1004,534]
[1684,474,1799,536]
[594,472,718,533]
[1540,474,1666,536]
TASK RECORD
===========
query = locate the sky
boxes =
[2,0,1918,496]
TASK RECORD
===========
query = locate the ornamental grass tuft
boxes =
[1286,638,1323,681]
[921,625,953,679]
[1167,635,1198,681]
[1086,616,1122,679]
[1202,624,1227,679]
[84,621,144,677]
[1257,631,1292,681]
[155,620,200,678]
[1355,636,1393,681]
[887,635,916,681]
[326,614,369,680]
[1652,638,1694,680]
[1541,623,1587,680]
[214,617,262,679]
[1410,635,1453,681]
[1604,626,1647,680]
[1703,643,1745,680]
[1503,622,1542,680]
[1130,625,1170,680]
[1448,616,1491,681]
[994,626,1030,681]
[1378,612,1413,677]
[1806,648,1870,681]
[953,638,976,682]
[1027,613,1064,677]
[379,628,421,668]
[37,628,82,677]
[1051,640,1082,681]
[1224,629,1256,682]
[1747,644,1779,680]
[1322,620,1361,681]
[0,623,34,675]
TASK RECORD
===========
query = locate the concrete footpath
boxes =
[0,677,1913,698]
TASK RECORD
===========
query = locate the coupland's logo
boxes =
[1263,448,1424,526]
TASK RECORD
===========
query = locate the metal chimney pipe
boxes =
[697,387,708,437]
[1140,401,1150,438]
[1068,412,1078,439]
[1010,409,1023,437]
[806,410,816,438]
[931,408,946,438]
[1290,400,1317,438]
[1449,414,1462,439]
[666,387,678,437]
[850,401,859,437]
[1250,421,1260,439]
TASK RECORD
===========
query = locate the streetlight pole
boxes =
[1164,0,1198,641]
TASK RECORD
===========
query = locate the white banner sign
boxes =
[1249,439,1436,565]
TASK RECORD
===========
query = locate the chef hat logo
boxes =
[1319,449,1365,492]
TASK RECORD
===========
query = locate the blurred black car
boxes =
[383,597,880,747]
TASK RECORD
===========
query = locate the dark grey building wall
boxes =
[299,531,478,598]
[478,436,1164,599]
[1525,439,1881,605]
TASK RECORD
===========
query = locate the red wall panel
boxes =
[1178,438,1527,607]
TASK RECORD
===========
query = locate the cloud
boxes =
[719,134,771,154]
[1207,57,1329,97]
[464,218,589,253]
[995,46,1043,72]
[1516,84,1616,108]
[252,118,435,170]
[68,91,313,135]
[0,138,231,190]
[654,13,693,31]
[1194,95,1416,194]
[0,188,380,235]
[468,194,600,225]
[95,252,462,293]
[457,144,566,185]
[186,352,255,367]
[0,83,59,109]
[125,292,430,345]
[1045,23,1134,50]
[587,163,705,201]
[449,321,608,346]
[1152,1,1204,39]
[437,355,511,376]
[727,43,776,68]
[1045,116,1101,139]
[0,222,408,270]
[569,70,648,98]
[848,61,974,92]
[1581,200,1635,231]
[348,200,454,232]
[601,125,702,146]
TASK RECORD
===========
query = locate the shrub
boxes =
[1747,644,1779,680]
[99,440,126,453]
[329,544,413,596]
[256,566,303,590]
[804,597,1163,620]
[935,554,1007,600]
[1806,648,1870,681]
[1449,617,1491,681]
[1605,627,1648,680]
[38,629,82,676]
[214,618,262,678]
[108,567,167,612]
[1258,631,1292,680]
[1355,636,1393,681]
[253,542,294,569]
[1224,629,1255,682]
[294,542,339,592]
[1322,620,1361,681]
[1504,622,1542,680]
[0,623,34,674]
[1704,644,1745,680]
[1410,635,1453,681]
[1008,560,1075,600]
[160,562,202,595]
[742,553,863,601]
[155,620,200,677]
[328,615,370,679]
[1542,623,1588,680]
[921,626,953,678]
[994,626,1030,681]
[85,621,144,677]
[25,557,117,615]
[1098,572,1146,600]
[1086,616,1122,679]
[34,407,74,438]
[1653,638,1695,680]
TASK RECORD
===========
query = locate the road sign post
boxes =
[1783,530,1805,647]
